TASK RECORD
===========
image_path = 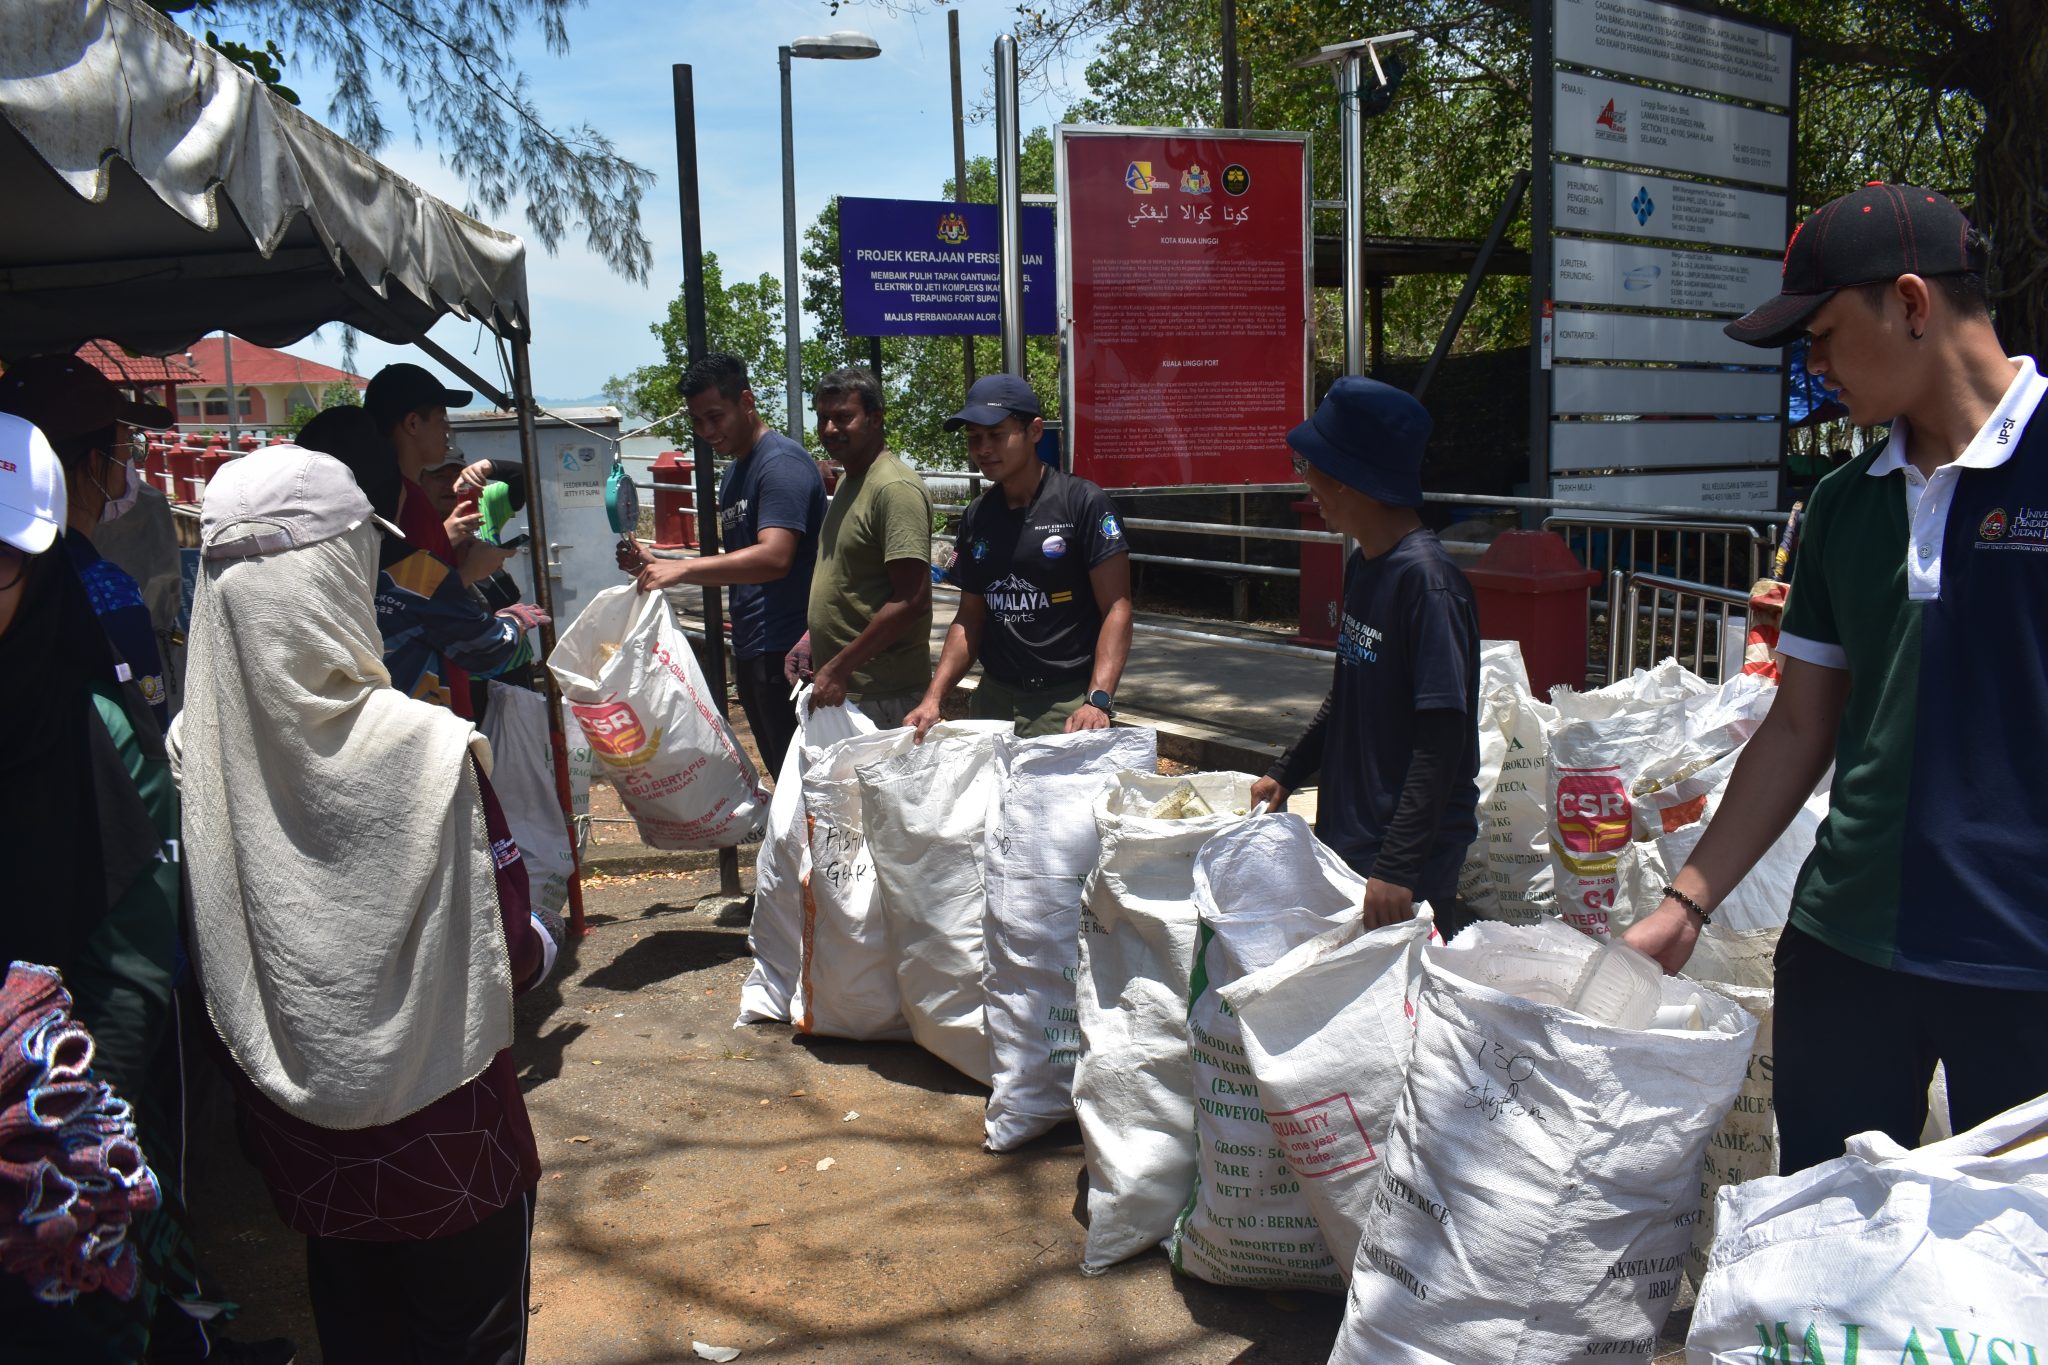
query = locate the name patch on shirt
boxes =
[1977,504,2048,552]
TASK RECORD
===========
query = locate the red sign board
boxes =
[1060,129,1310,489]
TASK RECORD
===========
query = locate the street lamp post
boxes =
[780,30,881,441]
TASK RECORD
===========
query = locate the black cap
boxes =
[1725,184,1986,348]
[944,373,1042,432]
[0,354,175,439]
[365,362,471,431]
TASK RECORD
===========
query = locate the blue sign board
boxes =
[840,196,1058,337]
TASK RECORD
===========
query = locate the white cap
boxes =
[0,412,67,554]
[200,445,399,560]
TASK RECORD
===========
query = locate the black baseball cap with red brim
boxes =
[1725,183,1986,349]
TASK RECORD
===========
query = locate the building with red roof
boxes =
[177,335,367,429]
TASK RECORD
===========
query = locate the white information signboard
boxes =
[1552,309,1760,366]
[1554,72,1791,186]
[1553,237,1780,315]
[1554,467,1781,510]
[1554,0,1794,107]
[1553,368,1781,416]
[1550,419,1781,471]
[1553,165,1786,253]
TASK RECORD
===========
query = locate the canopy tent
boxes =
[0,0,527,358]
[0,0,585,931]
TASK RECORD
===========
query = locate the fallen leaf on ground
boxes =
[567,1135,592,1144]
[815,1157,836,1172]
[775,1165,788,1173]
[758,1099,771,1106]
[788,1089,805,1097]
[692,1344,741,1362]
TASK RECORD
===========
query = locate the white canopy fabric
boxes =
[0,0,529,357]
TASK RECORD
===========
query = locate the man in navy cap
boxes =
[1624,184,2048,1172]
[1251,377,1480,937]
[906,373,1133,738]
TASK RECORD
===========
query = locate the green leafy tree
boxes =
[282,378,363,437]
[148,0,653,280]
[608,253,788,445]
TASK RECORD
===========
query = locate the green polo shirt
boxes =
[807,450,934,700]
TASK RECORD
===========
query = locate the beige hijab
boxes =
[176,517,511,1130]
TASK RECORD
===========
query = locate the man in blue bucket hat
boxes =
[1252,376,1481,939]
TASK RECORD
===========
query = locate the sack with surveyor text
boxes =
[1220,909,1434,1279]
[981,727,1158,1152]
[1074,771,1254,1274]
[855,721,1013,1085]
[790,728,917,1042]
[549,585,766,849]
[1687,1093,2048,1364]
[1457,641,1558,923]
[1330,920,1756,1363]
[1547,667,1773,938]
[737,689,874,1026]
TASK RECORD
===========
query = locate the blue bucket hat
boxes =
[1286,376,1431,508]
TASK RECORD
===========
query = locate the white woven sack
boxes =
[549,585,766,849]
[1221,908,1434,1280]
[1167,814,1376,1291]
[736,689,874,1026]
[1458,641,1558,924]
[478,681,575,918]
[790,728,918,1042]
[1687,1093,2048,1364]
[1074,770,1254,1275]
[853,720,1011,1085]
[982,727,1158,1152]
[1331,920,1756,1363]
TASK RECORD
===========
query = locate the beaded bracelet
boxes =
[1661,884,1712,926]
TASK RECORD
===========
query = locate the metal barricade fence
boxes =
[1609,570,1756,684]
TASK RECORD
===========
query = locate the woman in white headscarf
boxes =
[176,445,550,1365]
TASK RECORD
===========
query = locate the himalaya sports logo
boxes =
[984,573,1050,620]
[1749,1320,2043,1364]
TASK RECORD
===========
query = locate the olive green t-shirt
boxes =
[807,449,933,699]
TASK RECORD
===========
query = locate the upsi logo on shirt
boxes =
[984,573,1050,621]
[1980,505,2048,552]
[1981,508,2008,540]
[1336,613,1381,665]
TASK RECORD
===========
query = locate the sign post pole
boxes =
[994,34,1027,375]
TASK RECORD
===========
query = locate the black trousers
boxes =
[305,1187,535,1365]
[1774,925,2048,1174]
[734,648,798,776]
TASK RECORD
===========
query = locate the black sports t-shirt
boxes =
[948,466,1129,690]
[1315,529,1481,877]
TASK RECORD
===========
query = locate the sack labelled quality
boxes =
[548,585,766,849]
[1073,770,1254,1275]
[1330,920,1756,1364]
[981,727,1157,1152]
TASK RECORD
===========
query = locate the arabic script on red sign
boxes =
[1063,132,1309,488]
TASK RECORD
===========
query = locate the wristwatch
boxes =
[1086,689,1115,716]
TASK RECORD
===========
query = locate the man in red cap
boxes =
[1624,184,2048,1172]
[1252,375,1481,941]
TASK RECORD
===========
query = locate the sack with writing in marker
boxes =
[1331,920,1756,1363]
[1457,641,1558,923]
[856,721,1013,1085]
[1215,860,1433,1279]
[790,728,917,1043]
[737,689,875,1026]
[981,727,1157,1153]
[1074,771,1254,1275]
[1686,1093,2048,1365]
[550,585,766,849]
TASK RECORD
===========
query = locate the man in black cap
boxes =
[906,373,1132,738]
[1624,183,2048,1172]
[1251,376,1480,939]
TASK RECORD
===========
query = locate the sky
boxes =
[219,0,1107,409]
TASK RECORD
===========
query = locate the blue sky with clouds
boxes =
[232,1,1104,406]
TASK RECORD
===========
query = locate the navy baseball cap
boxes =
[1287,376,1431,508]
[944,373,1042,432]
[1725,183,1986,348]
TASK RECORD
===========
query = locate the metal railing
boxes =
[1609,569,1755,684]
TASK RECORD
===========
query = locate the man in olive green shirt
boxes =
[789,366,933,727]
